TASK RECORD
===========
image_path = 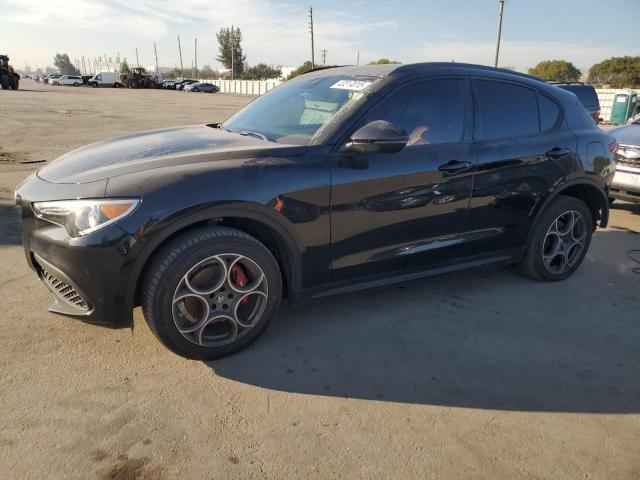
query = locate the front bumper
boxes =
[610,166,640,203]
[15,174,136,326]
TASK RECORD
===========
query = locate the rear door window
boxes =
[475,79,539,141]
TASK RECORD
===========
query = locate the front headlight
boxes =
[33,199,140,237]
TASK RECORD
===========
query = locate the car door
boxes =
[455,77,577,259]
[329,76,475,282]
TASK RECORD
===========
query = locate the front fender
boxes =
[118,201,306,321]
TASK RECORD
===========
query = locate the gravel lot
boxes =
[1,80,639,480]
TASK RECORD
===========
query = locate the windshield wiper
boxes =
[238,130,270,142]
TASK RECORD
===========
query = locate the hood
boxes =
[610,124,640,147]
[37,125,307,184]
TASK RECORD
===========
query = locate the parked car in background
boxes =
[176,79,198,90]
[609,118,640,204]
[43,74,61,84]
[81,75,92,85]
[15,63,615,360]
[161,79,177,89]
[51,75,83,86]
[183,82,219,93]
[553,82,601,123]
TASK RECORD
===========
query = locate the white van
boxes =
[88,72,119,87]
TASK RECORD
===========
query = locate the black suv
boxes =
[552,82,601,123]
[15,63,616,359]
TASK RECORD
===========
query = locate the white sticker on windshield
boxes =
[330,79,373,91]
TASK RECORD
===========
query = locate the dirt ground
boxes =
[1,80,639,480]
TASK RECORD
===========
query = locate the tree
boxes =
[216,26,246,79]
[367,58,401,65]
[587,56,640,87]
[120,59,130,74]
[53,53,80,75]
[199,65,219,79]
[287,61,313,80]
[527,60,581,82]
[243,63,282,80]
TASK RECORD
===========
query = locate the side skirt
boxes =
[294,248,525,303]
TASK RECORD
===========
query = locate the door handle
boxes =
[545,147,570,159]
[438,160,472,174]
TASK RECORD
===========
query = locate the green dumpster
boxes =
[610,90,638,124]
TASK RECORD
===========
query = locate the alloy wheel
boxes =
[541,210,587,275]
[172,253,268,347]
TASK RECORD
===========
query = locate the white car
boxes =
[50,75,83,86]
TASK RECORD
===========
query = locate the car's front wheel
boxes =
[519,195,593,281]
[142,227,282,359]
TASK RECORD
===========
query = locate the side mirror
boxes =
[346,120,408,153]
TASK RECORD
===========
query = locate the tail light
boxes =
[592,110,601,123]
[609,141,618,155]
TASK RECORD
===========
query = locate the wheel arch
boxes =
[125,206,303,323]
[530,178,609,232]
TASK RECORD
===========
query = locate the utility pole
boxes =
[154,42,159,73]
[177,36,184,79]
[309,7,315,68]
[231,27,235,80]
[135,48,140,69]
[356,51,360,66]
[194,38,198,79]
[494,0,506,68]
[321,49,327,66]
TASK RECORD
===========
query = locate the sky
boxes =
[1,0,639,74]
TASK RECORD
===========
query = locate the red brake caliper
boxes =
[230,264,250,304]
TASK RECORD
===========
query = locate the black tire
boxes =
[73,82,79,87]
[192,87,199,92]
[0,76,9,90]
[142,226,282,360]
[9,75,19,90]
[519,195,593,281]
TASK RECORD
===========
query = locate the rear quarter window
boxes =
[539,94,561,130]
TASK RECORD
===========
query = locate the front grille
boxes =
[40,267,89,311]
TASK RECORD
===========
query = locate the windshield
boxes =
[222,75,378,145]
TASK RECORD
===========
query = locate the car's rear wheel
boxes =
[193,87,199,92]
[519,195,593,281]
[142,227,282,359]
